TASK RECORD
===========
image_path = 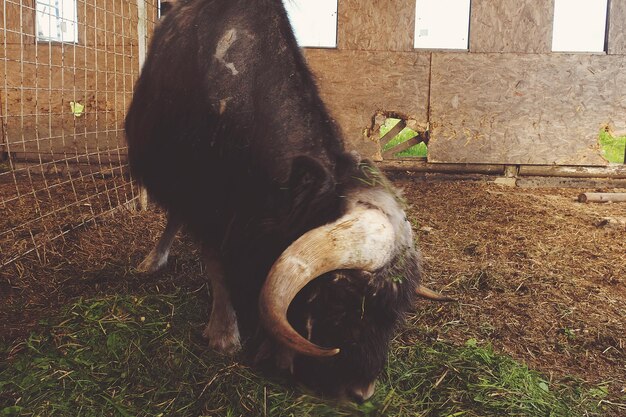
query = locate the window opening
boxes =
[36,0,78,43]
[377,115,428,160]
[552,0,608,52]
[414,0,471,50]
[284,0,337,48]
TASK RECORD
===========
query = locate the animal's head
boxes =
[258,172,421,401]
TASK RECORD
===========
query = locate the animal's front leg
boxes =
[202,246,241,354]
[137,211,181,273]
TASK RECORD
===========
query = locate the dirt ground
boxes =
[1,174,625,404]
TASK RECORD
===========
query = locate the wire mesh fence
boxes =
[1,0,158,267]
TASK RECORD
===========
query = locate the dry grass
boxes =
[1,175,626,415]
[395,176,626,396]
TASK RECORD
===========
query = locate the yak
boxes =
[125,0,451,402]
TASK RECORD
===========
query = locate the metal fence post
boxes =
[137,0,149,210]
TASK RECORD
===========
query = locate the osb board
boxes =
[0,0,36,45]
[469,0,554,53]
[2,45,137,155]
[303,49,430,157]
[609,0,626,55]
[428,53,626,166]
[337,0,415,52]
[0,0,155,47]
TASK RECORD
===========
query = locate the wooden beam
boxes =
[518,177,626,188]
[519,165,626,179]
[0,92,7,162]
[382,135,422,159]
[379,119,407,149]
[578,193,626,203]
[378,160,505,174]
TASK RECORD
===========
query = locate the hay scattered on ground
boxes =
[1,175,625,415]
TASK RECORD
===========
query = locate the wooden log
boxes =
[517,177,626,189]
[378,160,505,174]
[578,193,626,203]
[519,165,626,179]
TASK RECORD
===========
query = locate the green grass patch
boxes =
[0,293,615,416]
[380,118,427,158]
[599,130,626,163]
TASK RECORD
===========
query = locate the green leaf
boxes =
[1,406,24,416]
[70,101,84,117]
[465,338,478,348]
[589,385,609,399]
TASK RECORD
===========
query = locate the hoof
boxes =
[203,321,241,355]
[136,250,168,273]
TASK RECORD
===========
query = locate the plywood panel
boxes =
[1,0,36,45]
[429,53,626,165]
[337,0,415,52]
[470,0,554,53]
[0,0,150,47]
[2,44,138,155]
[608,0,626,55]
[0,1,154,158]
[304,49,430,157]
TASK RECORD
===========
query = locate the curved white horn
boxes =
[416,284,456,302]
[259,207,396,357]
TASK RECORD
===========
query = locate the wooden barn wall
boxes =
[337,0,415,52]
[304,0,625,166]
[469,0,554,53]
[609,0,626,55]
[1,0,157,158]
[3,0,625,166]
[428,53,626,165]
[304,49,430,156]
[3,45,138,156]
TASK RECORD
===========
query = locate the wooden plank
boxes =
[378,160,505,175]
[470,0,554,53]
[578,192,626,203]
[0,89,6,157]
[337,0,415,52]
[428,53,626,165]
[379,119,406,148]
[383,135,422,159]
[1,1,35,45]
[2,43,138,155]
[0,0,145,47]
[608,0,626,55]
[519,165,626,178]
[518,177,626,188]
[304,49,430,157]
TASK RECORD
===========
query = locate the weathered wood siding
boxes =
[1,0,157,158]
[311,0,624,166]
[0,1,36,45]
[304,49,430,155]
[3,0,625,167]
[337,0,415,51]
[469,0,554,53]
[609,0,626,55]
[428,53,626,165]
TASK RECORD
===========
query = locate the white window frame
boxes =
[414,0,471,50]
[36,0,79,43]
[284,0,338,48]
[552,0,609,53]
